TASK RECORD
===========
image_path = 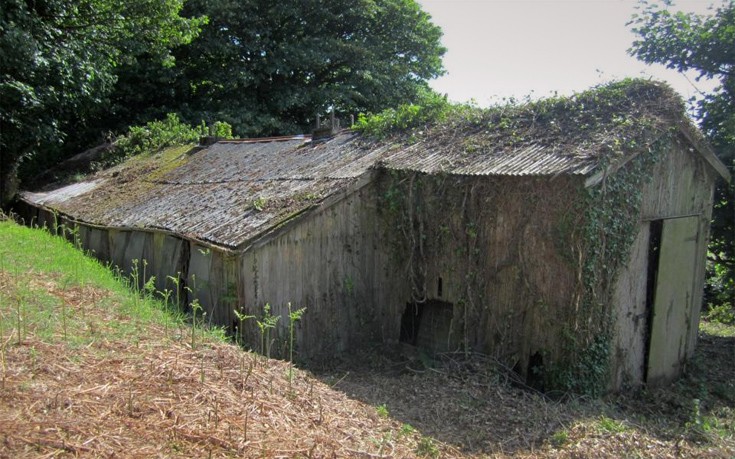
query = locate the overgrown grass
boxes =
[0,219,224,347]
[92,113,233,170]
[701,321,735,338]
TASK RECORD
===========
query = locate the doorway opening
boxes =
[643,219,663,383]
[399,300,455,353]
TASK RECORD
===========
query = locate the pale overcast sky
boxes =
[417,0,722,106]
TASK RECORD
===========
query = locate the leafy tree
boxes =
[107,0,446,138]
[0,0,204,204]
[629,0,734,312]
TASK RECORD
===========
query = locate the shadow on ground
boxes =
[313,346,578,455]
[311,330,735,457]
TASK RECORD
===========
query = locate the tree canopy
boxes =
[630,0,735,314]
[2,0,446,203]
[106,0,446,137]
[0,0,204,203]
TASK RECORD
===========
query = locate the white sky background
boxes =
[417,0,723,106]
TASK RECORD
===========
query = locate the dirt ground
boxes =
[316,332,735,458]
[0,270,733,458]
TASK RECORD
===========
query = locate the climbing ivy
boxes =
[373,79,686,395]
[545,130,672,396]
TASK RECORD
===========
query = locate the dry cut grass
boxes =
[0,218,733,458]
[0,270,453,458]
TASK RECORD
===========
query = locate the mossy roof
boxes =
[20,79,727,250]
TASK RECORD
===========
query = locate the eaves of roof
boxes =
[21,133,381,251]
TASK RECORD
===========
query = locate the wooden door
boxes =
[646,216,699,385]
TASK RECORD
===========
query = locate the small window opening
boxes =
[399,300,455,354]
[437,277,443,297]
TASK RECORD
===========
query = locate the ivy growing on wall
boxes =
[372,79,686,395]
[547,132,670,395]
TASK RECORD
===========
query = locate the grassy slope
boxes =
[0,218,733,458]
[0,220,441,458]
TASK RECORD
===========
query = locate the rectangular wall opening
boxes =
[399,300,455,354]
[643,219,663,383]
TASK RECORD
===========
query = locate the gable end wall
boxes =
[612,137,717,389]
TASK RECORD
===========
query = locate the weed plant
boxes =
[287,302,306,389]
[233,308,254,348]
[256,304,280,362]
[190,299,204,350]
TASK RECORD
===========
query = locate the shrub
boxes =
[97,114,233,168]
[354,88,451,138]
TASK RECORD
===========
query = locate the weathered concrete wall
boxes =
[187,242,239,327]
[148,233,188,302]
[12,201,61,235]
[611,224,650,389]
[374,171,585,381]
[81,226,111,261]
[108,229,153,285]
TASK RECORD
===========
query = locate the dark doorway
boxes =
[526,352,545,392]
[643,219,663,382]
[400,302,424,345]
[399,300,455,353]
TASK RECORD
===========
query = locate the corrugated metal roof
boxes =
[102,178,351,247]
[22,111,676,250]
[20,130,614,249]
[381,142,599,176]
[160,133,376,184]
[22,133,373,249]
[26,180,103,206]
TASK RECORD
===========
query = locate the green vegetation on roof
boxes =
[94,114,234,171]
[356,79,685,159]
